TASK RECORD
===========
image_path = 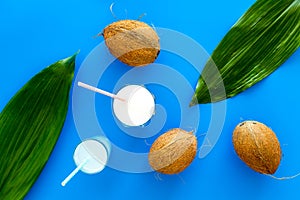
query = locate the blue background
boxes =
[1,0,300,199]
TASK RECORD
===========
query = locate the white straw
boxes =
[78,82,125,102]
[61,159,88,187]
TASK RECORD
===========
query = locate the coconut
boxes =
[148,128,197,174]
[232,121,282,174]
[103,20,160,67]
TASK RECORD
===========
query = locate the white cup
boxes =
[113,85,155,127]
[61,136,111,186]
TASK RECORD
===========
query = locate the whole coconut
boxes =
[103,20,160,67]
[148,128,197,174]
[232,121,282,174]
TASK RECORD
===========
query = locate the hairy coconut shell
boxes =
[232,121,282,174]
[103,20,160,67]
[148,128,197,174]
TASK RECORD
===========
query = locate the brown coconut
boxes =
[232,121,282,174]
[148,128,197,174]
[103,20,160,67]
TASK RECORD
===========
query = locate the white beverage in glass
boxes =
[113,85,155,127]
[61,136,111,186]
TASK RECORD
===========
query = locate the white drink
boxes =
[61,137,111,186]
[113,85,155,126]
[73,137,111,174]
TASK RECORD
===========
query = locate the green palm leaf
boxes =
[0,53,77,200]
[191,0,300,105]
